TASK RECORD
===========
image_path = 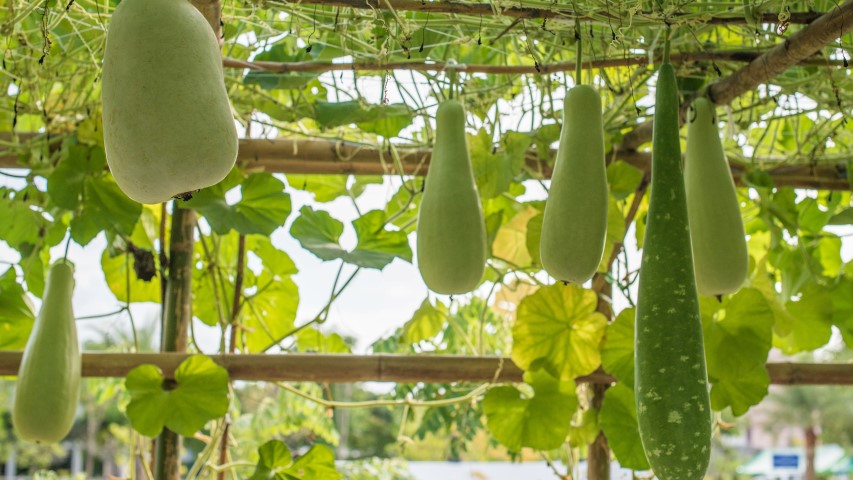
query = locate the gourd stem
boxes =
[662,25,672,64]
[575,31,583,85]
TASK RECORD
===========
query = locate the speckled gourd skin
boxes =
[102,0,238,204]
[634,62,712,480]
[416,100,486,294]
[540,85,608,283]
[13,260,80,443]
[685,97,748,296]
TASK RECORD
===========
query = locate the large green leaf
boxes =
[242,274,300,353]
[70,175,142,246]
[492,206,539,268]
[701,288,774,415]
[470,129,530,199]
[347,209,412,269]
[125,355,229,437]
[775,284,834,354]
[289,206,347,261]
[295,327,351,353]
[831,279,853,348]
[402,298,447,344]
[285,175,349,203]
[290,207,411,269]
[249,441,341,480]
[0,269,35,350]
[188,172,291,236]
[606,161,644,200]
[512,283,607,381]
[0,190,49,251]
[46,142,106,210]
[600,308,636,387]
[482,370,577,452]
[599,384,650,470]
[315,101,413,138]
[243,39,321,90]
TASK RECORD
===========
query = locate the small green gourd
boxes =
[540,85,608,283]
[685,97,748,296]
[634,59,712,480]
[13,260,81,443]
[417,100,487,294]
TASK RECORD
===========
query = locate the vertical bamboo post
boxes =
[155,203,196,480]
[588,278,613,480]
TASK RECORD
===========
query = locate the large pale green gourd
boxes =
[417,100,487,294]
[685,97,748,296]
[635,61,712,480]
[102,0,238,204]
[540,85,608,283]
[13,260,81,443]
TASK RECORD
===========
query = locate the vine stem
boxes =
[216,234,245,480]
[274,381,491,409]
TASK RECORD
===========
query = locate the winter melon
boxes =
[417,100,487,294]
[540,85,608,283]
[13,260,81,443]
[102,0,238,204]
[685,97,748,296]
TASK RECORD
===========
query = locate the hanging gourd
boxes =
[634,40,713,480]
[417,96,487,295]
[685,97,748,297]
[102,0,238,204]
[13,260,81,443]
[540,37,608,284]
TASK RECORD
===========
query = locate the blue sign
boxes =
[773,454,800,469]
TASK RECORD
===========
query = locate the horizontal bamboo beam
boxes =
[0,352,850,385]
[1,135,848,190]
[276,0,823,26]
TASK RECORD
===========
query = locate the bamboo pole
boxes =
[0,134,847,190]
[1,134,847,190]
[0,352,850,385]
[154,204,196,480]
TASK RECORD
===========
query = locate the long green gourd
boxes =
[102,0,238,204]
[13,260,81,443]
[635,58,712,480]
[540,85,608,283]
[685,97,748,296]
[417,100,487,294]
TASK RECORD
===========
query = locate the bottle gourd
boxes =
[634,61,712,480]
[102,0,238,204]
[417,100,487,294]
[685,97,748,296]
[13,260,81,443]
[540,85,608,283]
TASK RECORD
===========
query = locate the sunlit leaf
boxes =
[0,269,36,350]
[402,298,447,344]
[483,370,577,451]
[599,384,650,470]
[512,283,607,381]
